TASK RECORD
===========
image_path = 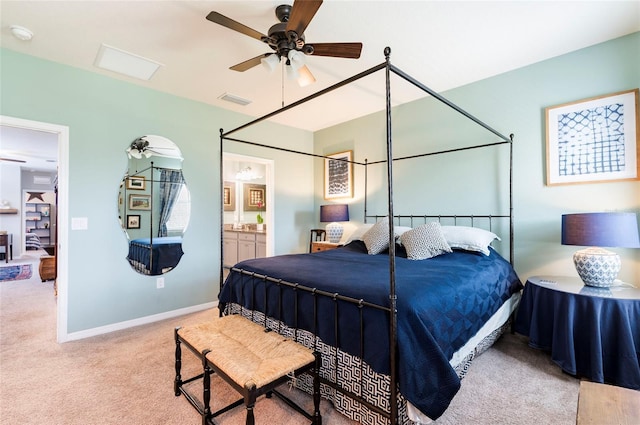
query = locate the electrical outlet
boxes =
[156,277,165,289]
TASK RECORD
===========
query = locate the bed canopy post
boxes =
[364,158,368,223]
[219,128,225,315]
[509,133,514,266]
[384,46,399,425]
[149,161,154,273]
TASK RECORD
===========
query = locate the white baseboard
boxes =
[63,301,218,342]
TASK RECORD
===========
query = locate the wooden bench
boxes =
[174,314,322,425]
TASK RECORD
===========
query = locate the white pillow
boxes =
[394,226,412,240]
[344,223,374,243]
[399,222,452,260]
[441,226,500,256]
[362,218,392,255]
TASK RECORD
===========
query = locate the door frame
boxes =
[0,115,69,343]
[222,152,274,257]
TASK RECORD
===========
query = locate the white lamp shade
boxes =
[287,50,305,71]
[261,54,279,72]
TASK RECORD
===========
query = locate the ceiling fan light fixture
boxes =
[297,65,316,87]
[285,62,299,80]
[261,54,280,72]
[126,147,142,159]
[287,50,305,71]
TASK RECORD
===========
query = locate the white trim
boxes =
[0,115,70,343]
[65,301,217,341]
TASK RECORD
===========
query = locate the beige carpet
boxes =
[0,260,579,424]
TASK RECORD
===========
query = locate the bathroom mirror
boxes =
[118,135,190,275]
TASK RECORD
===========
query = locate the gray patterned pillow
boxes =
[362,217,391,255]
[399,222,452,260]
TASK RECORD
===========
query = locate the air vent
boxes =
[33,176,52,185]
[218,93,252,106]
[94,44,163,81]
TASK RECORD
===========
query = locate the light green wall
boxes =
[314,32,640,284]
[0,48,314,334]
[2,32,638,336]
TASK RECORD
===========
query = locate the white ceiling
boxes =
[0,125,58,172]
[0,1,638,146]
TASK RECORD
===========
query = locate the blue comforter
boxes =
[219,240,521,419]
[127,236,183,275]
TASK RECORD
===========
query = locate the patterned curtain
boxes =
[158,169,184,237]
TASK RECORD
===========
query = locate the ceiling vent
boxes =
[94,44,163,81]
[33,176,52,185]
[218,93,252,106]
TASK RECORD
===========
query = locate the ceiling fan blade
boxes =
[206,11,267,41]
[305,42,362,59]
[0,157,26,163]
[286,0,323,38]
[297,65,316,87]
[230,54,272,72]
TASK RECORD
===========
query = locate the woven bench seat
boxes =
[174,314,322,425]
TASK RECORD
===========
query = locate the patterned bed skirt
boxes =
[224,303,510,424]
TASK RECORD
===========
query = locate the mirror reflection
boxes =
[118,135,190,275]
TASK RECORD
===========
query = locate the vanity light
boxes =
[235,167,262,181]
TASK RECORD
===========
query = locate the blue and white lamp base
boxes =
[325,222,344,243]
[573,247,621,288]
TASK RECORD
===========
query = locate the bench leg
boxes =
[244,384,257,425]
[312,351,322,425]
[202,349,212,425]
[174,327,182,396]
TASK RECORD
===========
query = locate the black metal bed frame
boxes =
[218,47,514,424]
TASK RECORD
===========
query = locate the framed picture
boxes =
[126,175,146,190]
[243,184,265,212]
[223,181,235,212]
[545,89,639,186]
[324,150,353,199]
[129,194,151,210]
[126,214,141,229]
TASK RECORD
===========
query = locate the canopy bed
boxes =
[217,48,520,424]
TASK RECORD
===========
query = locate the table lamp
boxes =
[561,212,640,287]
[320,204,349,243]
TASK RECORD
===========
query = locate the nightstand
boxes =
[514,276,640,390]
[311,241,341,253]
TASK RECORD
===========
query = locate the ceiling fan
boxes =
[206,0,362,86]
[126,136,182,160]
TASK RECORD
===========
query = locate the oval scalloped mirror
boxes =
[118,135,190,275]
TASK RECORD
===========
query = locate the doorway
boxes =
[0,115,69,343]
[223,153,274,257]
